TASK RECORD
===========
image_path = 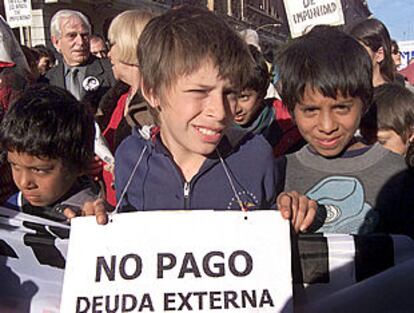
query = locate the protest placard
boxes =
[3,0,32,28]
[283,0,344,38]
[398,40,414,69]
[60,210,293,313]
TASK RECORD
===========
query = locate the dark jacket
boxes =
[44,56,115,103]
[115,127,282,211]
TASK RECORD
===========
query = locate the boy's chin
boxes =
[312,145,347,158]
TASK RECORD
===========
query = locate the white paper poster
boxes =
[60,210,293,313]
[283,0,345,38]
[3,0,32,28]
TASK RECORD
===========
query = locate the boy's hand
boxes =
[63,198,109,225]
[277,191,318,233]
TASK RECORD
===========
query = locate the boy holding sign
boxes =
[276,26,412,236]
[110,5,316,232]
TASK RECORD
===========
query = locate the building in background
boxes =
[0,0,372,60]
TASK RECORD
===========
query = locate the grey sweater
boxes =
[280,143,413,235]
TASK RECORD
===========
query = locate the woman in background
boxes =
[100,10,154,206]
[349,18,394,87]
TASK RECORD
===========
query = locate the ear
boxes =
[140,81,161,110]
[408,130,414,143]
[51,35,61,53]
[374,46,385,64]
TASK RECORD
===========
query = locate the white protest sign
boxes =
[283,0,344,38]
[398,40,414,69]
[3,0,32,28]
[60,210,293,313]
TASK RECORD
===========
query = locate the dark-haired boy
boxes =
[113,5,316,232]
[233,44,304,156]
[0,84,100,222]
[276,26,411,235]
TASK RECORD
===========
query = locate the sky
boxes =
[368,0,414,41]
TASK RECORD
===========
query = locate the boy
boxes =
[0,84,100,222]
[233,44,305,156]
[113,6,316,232]
[276,26,412,236]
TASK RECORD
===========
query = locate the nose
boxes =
[76,34,88,47]
[206,92,228,122]
[318,110,338,134]
[16,170,36,190]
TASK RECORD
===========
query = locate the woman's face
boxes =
[392,47,402,68]
[108,41,130,82]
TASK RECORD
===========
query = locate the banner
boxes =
[0,206,69,313]
[283,0,345,38]
[3,0,32,28]
[60,210,293,313]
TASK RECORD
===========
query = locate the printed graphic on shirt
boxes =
[227,190,259,210]
[306,176,379,234]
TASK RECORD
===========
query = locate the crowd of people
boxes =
[1,4,414,310]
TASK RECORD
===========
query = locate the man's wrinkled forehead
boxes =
[60,16,89,33]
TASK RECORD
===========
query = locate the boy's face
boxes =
[146,59,238,162]
[8,151,80,207]
[294,86,363,157]
[234,89,261,125]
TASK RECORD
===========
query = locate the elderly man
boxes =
[46,10,115,101]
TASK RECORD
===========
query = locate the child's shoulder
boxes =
[3,191,22,211]
[224,127,274,161]
[286,143,407,174]
[115,126,150,158]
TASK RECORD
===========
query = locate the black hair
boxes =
[33,44,56,64]
[348,18,394,83]
[0,84,95,172]
[275,25,373,114]
[391,40,399,54]
[243,45,270,99]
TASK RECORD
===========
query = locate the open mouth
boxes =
[195,126,222,143]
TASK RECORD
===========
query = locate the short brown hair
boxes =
[375,83,414,141]
[138,5,254,120]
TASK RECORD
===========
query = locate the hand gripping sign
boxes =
[60,210,293,313]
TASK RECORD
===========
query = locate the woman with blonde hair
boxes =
[101,10,154,205]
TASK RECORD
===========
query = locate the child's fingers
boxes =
[63,207,77,221]
[277,193,292,219]
[299,200,318,232]
[293,195,313,232]
[277,192,297,220]
[82,198,108,225]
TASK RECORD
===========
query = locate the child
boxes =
[276,26,412,236]
[373,83,414,160]
[0,84,100,222]
[233,45,274,139]
[233,44,305,156]
[113,6,316,231]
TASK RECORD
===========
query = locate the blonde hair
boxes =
[108,10,154,65]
